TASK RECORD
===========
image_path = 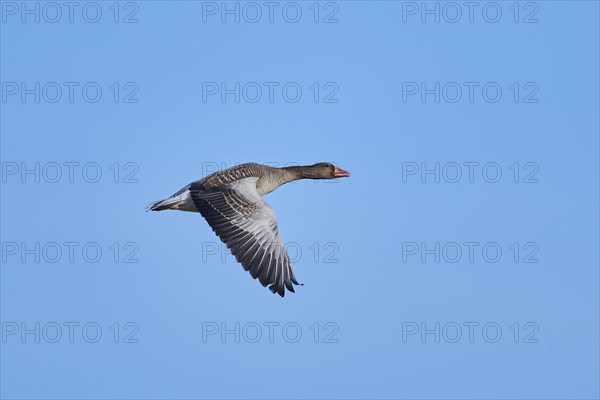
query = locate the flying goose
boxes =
[146,162,350,297]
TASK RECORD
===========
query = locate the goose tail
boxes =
[146,190,195,212]
[145,198,178,212]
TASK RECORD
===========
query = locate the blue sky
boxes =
[1,1,599,399]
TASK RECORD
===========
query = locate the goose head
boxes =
[310,162,351,179]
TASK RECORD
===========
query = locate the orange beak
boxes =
[333,166,351,178]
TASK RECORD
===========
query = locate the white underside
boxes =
[170,190,197,212]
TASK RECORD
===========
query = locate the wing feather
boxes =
[191,177,300,296]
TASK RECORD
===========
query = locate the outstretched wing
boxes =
[191,177,300,296]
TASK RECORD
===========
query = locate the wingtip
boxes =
[269,284,285,297]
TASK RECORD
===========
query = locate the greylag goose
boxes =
[146,162,350,297]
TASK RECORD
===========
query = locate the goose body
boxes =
[147,162,350,297]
